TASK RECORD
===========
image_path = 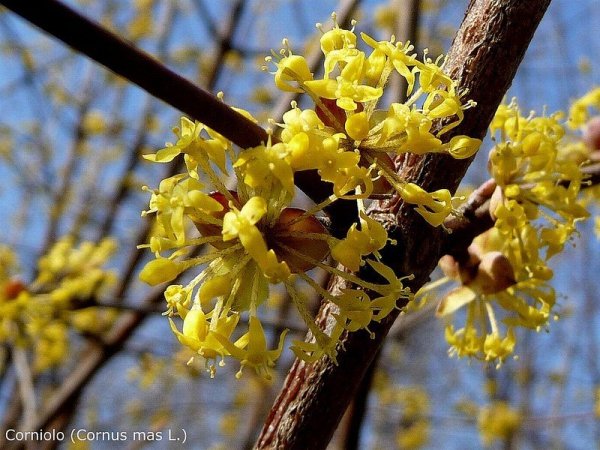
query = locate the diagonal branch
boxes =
[256,1,552,448]
[0,0,362,234]
[0,0,268,150]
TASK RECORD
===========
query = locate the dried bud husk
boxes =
[271,208,330,273]
[488,185,504,221]
[439,254,460,279]
[476,251,516,294]
[584,116,600,151]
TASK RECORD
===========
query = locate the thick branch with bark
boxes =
[257,1,551,448]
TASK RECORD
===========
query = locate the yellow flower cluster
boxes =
[140,17,480,379]
[435,99,589,365]
[140,114,413,377]
[268,15,481,226]
[0,237,116,372]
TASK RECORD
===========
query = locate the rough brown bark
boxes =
[256,1,552,448]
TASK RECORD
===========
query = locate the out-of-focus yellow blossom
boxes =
[595,386,600,418]
[394,387,430,449]
[82,110,107,134]
[595,217,600,239]
[127,3,154,40]
[0,238,116,373]
[568,86,600,128]
[224,50,243,72]
[373,379,430,450]
[477,401,521,447]
[126,353,168,390]
[219,412,239,437]
[373,5,398,31]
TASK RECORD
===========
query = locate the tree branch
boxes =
[0,0,361,234]
[441,161,600,260]
[257,1,552,448]
[0,0,269,150]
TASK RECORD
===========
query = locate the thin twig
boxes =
[12,348,36,431]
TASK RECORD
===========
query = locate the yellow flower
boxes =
[493,200,527,235]
[319,22,357,54]
[234,140,295,193]
[272,51,313,93]
[144,116,201,162]
[142,175,223,248]
[163,284,192,316]
[331,212,388,271]
[144,116,229,173]
[400,183,453,227]
[568,86,600,128]
[332,290,374,332]
[215,315,288,380]
[169,307,239,377]
[483,329,516,362]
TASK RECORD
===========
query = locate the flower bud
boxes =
[139,258,184,286]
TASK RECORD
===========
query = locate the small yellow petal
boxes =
[139,258,183,285]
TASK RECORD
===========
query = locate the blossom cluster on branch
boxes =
[139,17,481,379]
[424,94,596,365]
